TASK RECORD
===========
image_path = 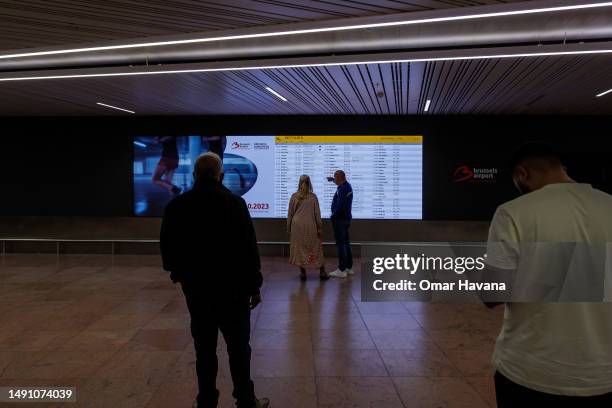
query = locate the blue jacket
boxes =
[331,181,353,221]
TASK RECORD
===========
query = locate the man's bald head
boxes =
[194,152,223,182]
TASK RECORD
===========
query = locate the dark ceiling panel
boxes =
[0,0,532,51]
[416,55,612,115]
[0,55,611,115]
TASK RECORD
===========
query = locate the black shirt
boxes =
[202,136,227,160]
[159,136,179,159]
[160,178,262,296]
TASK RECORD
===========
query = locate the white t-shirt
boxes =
[486,183,612,396]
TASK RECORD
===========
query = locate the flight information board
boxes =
[272,136,422,219]
[133,135,423,219]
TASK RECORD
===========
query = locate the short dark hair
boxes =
[509,142,563,171]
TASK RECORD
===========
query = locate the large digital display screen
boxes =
[133,136,423,219]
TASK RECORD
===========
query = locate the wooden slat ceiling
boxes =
[1,55,611,115]
[0,0,531,51]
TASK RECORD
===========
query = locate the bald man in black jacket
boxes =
[160,152,269,408]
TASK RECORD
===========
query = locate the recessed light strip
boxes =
[96,102,135,113]
[265,87,288,101]
[596,88,612,97]
[1,1,611,60]
[424,99,432,112]
[2,46,612,82]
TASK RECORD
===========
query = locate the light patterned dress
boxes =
[287,192,324,268]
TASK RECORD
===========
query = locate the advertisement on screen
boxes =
[133,135,423,219]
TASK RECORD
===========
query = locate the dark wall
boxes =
[0,134,133,216]
[1,115,611,220]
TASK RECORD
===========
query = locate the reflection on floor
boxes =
[0,255,502,408]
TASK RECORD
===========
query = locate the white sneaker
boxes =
[346,268,354,275]
[329,269,347,278]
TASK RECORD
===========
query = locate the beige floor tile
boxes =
[255,313,310,331]
[314,349,387,377]
[254,377,317,408]
[412,309,482,331]
[427,327,497,351]
[362,314,421,331]
[251,349,315,378]
[379,347,460,377]
[310,313,366,331]
[466,376,498,408]
[85,313,157,331]
[59,329,139,352]
[316,377,403,408]
[309,299,359,314]
[0,330,80,352]
[393,376,490,408]
[145,377,197,408]
[141,314,189,330]
[445,348,495,377]
[122,329,192,352]
[311,329,375,350]
[259,300,310,314]
[369,329,432,350]
[21,351,117,380]
[250,329,312,351]
[76,377,161,408]
[0,351,52,379]
[356,302,410,315]
[92,351,181,380]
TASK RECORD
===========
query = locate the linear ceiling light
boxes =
[265,87,288,101]
[596,88,612,97]
[1,2,611,60]
[96,102,135,113]
[3,47,612,82]
[424,99,431,112]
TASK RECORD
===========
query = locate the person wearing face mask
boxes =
[483,142,612,407]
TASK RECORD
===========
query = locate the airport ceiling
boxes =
[0,0,532,50]
[0,0,611,115]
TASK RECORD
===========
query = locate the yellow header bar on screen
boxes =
[274,135,422,144]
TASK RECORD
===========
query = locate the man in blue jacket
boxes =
[329,170,354,278]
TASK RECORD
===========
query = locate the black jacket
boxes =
[160,179,263,296]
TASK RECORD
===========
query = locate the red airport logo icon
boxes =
[453,165,497,183]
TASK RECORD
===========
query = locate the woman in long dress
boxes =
[287,175,329,281]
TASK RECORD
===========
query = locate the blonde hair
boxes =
[297,175,313,199]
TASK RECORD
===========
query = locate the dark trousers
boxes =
[332,219,353,271]
[181,283,256,408]
[495,371,612,407]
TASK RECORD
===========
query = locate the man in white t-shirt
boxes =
[485,142,612,406]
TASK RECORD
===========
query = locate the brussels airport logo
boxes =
[453,165,498,183]
[231,141,253,150]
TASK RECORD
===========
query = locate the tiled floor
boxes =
[0,255,502,408]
